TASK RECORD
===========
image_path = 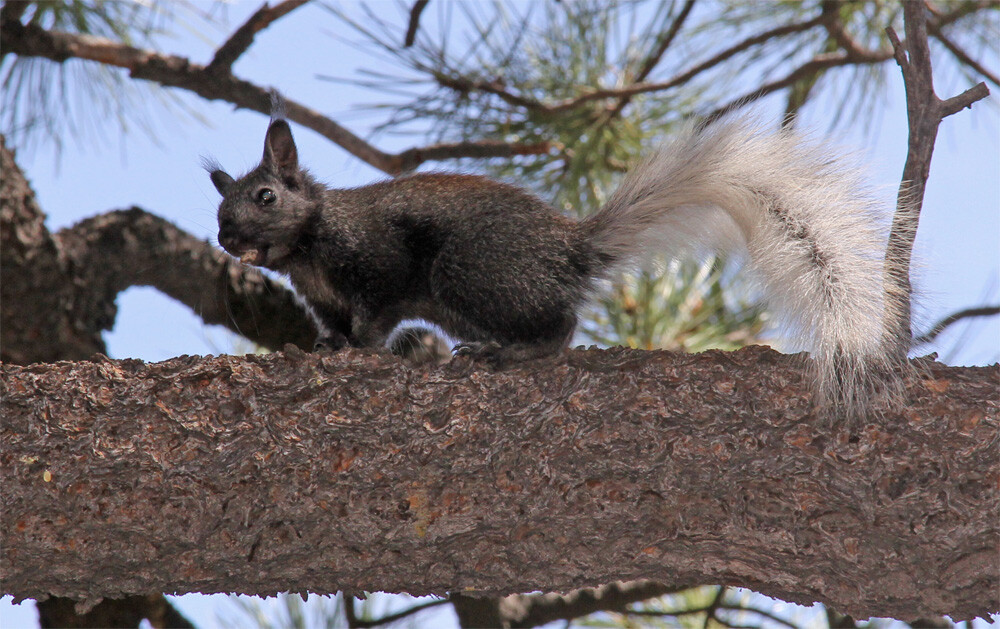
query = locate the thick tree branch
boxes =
[0,17,545,175]
[1,135,105,363]
[1,347,997,621]
[55,209,318,353]
[883,3,990,352]
[0,138,212,628]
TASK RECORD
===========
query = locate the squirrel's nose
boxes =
[218,221,238,251]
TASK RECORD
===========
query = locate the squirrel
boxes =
[208,109,907,417]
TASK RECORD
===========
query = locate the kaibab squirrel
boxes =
[209,112,907,415]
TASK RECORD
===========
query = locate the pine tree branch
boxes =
[430,13,831,117]
[427,3,992,121]
[2,348,997,621]
[603,0,696,122]
[924,12,1000,87]
[55,208,318,353]
[0,18,546,175]
[704,49,891,123]
[543,14,831,114]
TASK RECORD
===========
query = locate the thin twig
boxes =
[634,0,697,83]
[404,0,430,48]
[605,0,696,121]
[432,71,546,111]
[349,598,449,628]
[926,19,1000,87]
[703,585,725,629]
[705,49,890,123]
[717,605,799,629]
[913,305,1000,345]
[496,581,685,628]
[344,596,360,629]
[545,13,831,114]
[207,0,310,73]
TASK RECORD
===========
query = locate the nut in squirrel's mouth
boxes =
[239,249,261,265]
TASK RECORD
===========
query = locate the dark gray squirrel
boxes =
[209,102,907,416]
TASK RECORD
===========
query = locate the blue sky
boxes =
[2,2,998,627]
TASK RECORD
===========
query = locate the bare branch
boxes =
[914,305,1000,345]
[55,209,318,352]
[882,2,991,353]
[207,0,310,73]
[404,0,430,48]
[939,80,992,117]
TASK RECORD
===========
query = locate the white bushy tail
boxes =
[580,116,908,417]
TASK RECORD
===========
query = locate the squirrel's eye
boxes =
[257,188,276,205]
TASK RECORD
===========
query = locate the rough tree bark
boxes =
[2,347,998,623]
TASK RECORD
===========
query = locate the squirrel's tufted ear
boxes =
[263,119,298,179]
[202,157,234,196]
[209,169,235,196]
